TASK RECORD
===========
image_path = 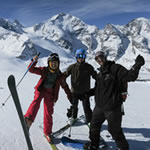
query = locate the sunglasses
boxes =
[76,54,86,59]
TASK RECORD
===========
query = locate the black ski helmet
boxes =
[95,51,107,61]
[47,53,60,63]
[47,53,60,71]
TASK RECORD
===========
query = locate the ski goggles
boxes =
[48,54,59,61]
[76,54,86,59]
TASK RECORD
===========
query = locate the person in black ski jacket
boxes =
[63,49,97,124]
[83,51,145,150]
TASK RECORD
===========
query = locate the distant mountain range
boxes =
[0,13,150,72]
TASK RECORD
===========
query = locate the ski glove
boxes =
[132,55,145,70]
[135,55,145,66]
[67,105,74,118]
[121,92,128,102]
[33,55,39,62]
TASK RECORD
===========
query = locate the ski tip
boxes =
[8,75,15,80]
[8,75,15,84]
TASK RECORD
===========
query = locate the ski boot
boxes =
[68,117,76,125]
[45,134,53,143]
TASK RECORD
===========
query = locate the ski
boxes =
[62,136,84,150]
[39,126,59,150]
[52,123,71,137]
[44,135,58,150]
[39,115,84,149]
[61,136,109,150]
[7,75,33,150]
[52,115,84,138]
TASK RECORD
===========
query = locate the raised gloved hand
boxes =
[135,55,145,66]
[132,55,145,70]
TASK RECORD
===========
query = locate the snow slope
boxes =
[0,44,150,150]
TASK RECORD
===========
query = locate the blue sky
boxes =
[1,0,150,29]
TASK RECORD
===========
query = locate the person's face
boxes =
[95,56,105,66]
[76,54,86,63]
[49,61,59,70]
[77,58,85,63]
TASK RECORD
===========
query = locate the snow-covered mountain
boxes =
[0,14,150,72]
[0,20,37,59]
[0,18,24,33]
[0,14,150,150]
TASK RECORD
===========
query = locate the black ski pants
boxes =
[89,106,129,150]
[72,93,92,123]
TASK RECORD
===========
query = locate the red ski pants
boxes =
[24,88,54,135]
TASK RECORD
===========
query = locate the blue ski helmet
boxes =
[75,49,86,59]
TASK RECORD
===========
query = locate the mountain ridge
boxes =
[0,14,150,72]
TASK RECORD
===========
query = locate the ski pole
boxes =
[68,124,72,137]
[1,52,41,107]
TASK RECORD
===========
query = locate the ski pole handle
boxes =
[37,52,41,56]
[31,52,41,61]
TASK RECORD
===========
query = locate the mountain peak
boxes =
[13,19,24,28]
[127,17,150,27]
[132,17,150,22]
[0,18,11,28]
[124,17,150,36]
[49,13,84,27]
[0,18,24,33]
[103,23,121,36]
[50,13,69,21]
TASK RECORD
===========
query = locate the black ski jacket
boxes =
[90,61,140,111]
[64,62,97,94]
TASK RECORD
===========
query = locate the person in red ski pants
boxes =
[24,53,72,143]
